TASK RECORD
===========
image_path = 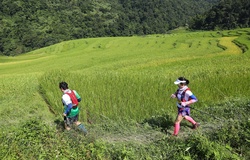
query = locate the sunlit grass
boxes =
[0,28,249,124]
[0,28,250,160]
[0,74,54,129]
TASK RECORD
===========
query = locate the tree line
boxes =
[1,0,240,56]
[190,0,250,30]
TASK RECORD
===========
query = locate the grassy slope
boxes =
[0,28,249,126]
[0,28,250,159]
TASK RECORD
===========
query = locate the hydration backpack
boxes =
[176,88,191,102]
[65,90,79,107]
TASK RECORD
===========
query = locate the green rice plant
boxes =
[216,39,227,50]
[39,70,176,123]
[0,74,54,129]
[233,39,248,53]
[35,29,250,124]
[1,28,250,159]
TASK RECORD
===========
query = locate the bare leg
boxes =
[64,116,71,130]
[75,121,81,126]
[64,123,71,130]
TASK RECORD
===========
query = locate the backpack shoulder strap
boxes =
[182,88,190,95]
[181,88,190,101]
[65,90,78,106]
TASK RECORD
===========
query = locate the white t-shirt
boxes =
[62,89,77,105]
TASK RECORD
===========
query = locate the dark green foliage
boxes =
[212,121,250,153]
[186,135,240,160]
[0,0,218,56]
[190,0,250,30]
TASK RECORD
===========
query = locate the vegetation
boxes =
[190,0,250,30]
[0,0,219,56]
[0,28,250,159]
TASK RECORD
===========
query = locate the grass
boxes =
[0,28,250,159]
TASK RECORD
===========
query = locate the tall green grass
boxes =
[0,74,55,129]
[36,29,250,124]
[2,29,249,124]
[0,28,250,159]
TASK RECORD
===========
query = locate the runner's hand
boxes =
[181,102,187,107]
[171,94,176,98]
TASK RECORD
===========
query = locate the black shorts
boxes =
[64,114,79,126]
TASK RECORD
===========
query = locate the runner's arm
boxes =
[181,91,198,106]
[187,95,198,105]
[62,94,73,114]
[64,103,73,115]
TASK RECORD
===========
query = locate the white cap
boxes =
[174,79,186,84]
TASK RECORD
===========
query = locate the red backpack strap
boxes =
[181,88,190,102]
[70,90,76,97]
[65,90,78,106]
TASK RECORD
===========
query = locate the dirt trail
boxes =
[91,119,224,144]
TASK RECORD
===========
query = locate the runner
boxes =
[59,81,87,135]
[170,77,199,136]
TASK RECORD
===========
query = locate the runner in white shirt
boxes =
[59,81,87,135]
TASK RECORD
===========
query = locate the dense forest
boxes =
[3,0,250,56]
[190,0,250,30]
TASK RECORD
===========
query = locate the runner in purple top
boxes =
[170,77,200,136]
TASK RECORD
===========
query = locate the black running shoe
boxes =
[192,123,200,129]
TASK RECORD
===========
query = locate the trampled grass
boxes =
[1,28,250,159]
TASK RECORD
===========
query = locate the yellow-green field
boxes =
[0,28,250,159]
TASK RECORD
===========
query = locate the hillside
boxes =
[190,0,250,30]
[0,28,250,159]
[0,0,218,56]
